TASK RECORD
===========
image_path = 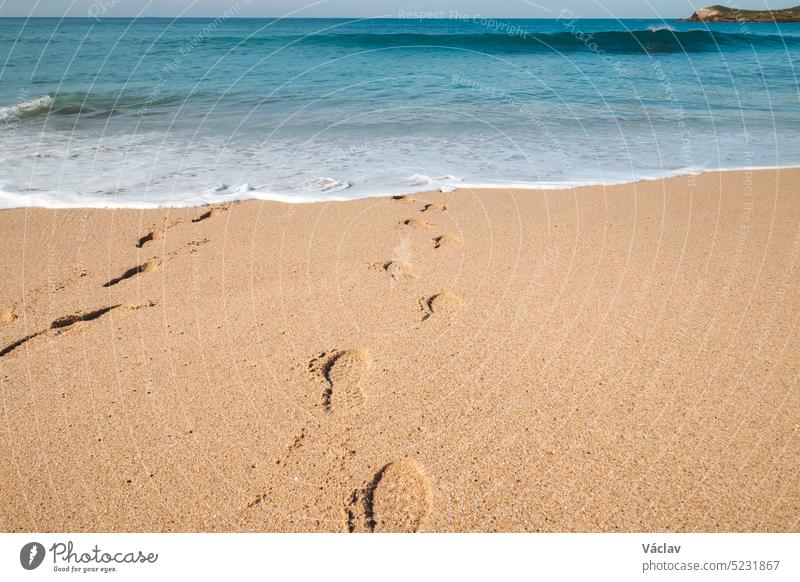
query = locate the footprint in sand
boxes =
[192,206,222,223]
[422,292,464,322]
[400,217,432,228]
[433,233,461,249]
[314,349,372,412]
[0,331,43,358]
[50,305,123,329]
[347,459,431,533]
[382,260,418,282]
[103,258,160,287]
[421,203,446,213]
[136,230,162,248]
[0,302,155,358]
[391,194,415,203]
[0,307,15,326]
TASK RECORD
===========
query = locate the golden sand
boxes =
[0,307,14,326]
[383,260,419,281]
[347,459,431,533]
[322,349,372,411]
[391,194,416,203]
[1,169,798,532]
[136,229,163,248]
[401,217,431,228]
[428,292,465,316]
[434,233,462,248]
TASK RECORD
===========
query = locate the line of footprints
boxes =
[308,195,463,532]
[1,199,457,532]
[0,206,223,358]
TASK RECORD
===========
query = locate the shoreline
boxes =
[2,165,799,210]
[1,167,798,532]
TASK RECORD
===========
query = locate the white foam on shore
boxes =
[0,184,364,209]
[1,165,793,210]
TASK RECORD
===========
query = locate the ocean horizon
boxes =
[1,16,799,208]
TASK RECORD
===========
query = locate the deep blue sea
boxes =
[1,17,799,207]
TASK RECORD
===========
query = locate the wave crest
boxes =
[0,95,53,124]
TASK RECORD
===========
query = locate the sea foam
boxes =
[0,95,53,124]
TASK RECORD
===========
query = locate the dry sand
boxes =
[0,168,798,532]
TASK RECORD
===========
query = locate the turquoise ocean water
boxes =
[0,17,798,207]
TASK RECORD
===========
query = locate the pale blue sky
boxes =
[0,0,787,19]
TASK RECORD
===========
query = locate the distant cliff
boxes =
[682,4,800,22]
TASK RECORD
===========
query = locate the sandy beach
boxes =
[0,168,798,532]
